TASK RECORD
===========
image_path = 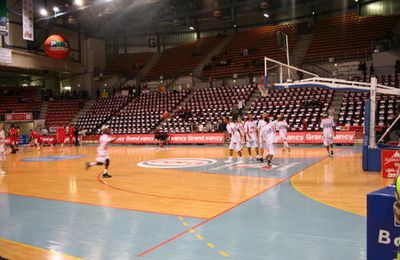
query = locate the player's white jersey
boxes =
[96,134,113,163]
[0,130,5,152]
[226,122,241,143]
[244,120,257,136]
[276,120,288,136]
[320,117,335,137]
[261,121,277,143]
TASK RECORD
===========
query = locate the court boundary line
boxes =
[96,175,237,205]
[290,151,367,217]
[136,152,334,257]
[0,237,82,260]
[0,191,205,220]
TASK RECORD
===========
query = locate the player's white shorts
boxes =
[323,134,334,146]
[96,150,110,163]
[279,132,287,141]
[229,141,242,152]
[246,139,258,148]
[0,151,5,161]
[262,141,276,155]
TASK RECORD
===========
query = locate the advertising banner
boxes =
[81,131,355,145]
[5,113,33,122]
[22,0,34,41]
[381,149,400,179]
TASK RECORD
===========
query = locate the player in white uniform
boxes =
[276,113,290,152]
[85,126,116,178]
[256,113,268,162]
[0,123,6,175]
[261,117,277,167]
[244,114,259,160]
[224,117,243,163]
[237,117,245,146]
[320,114,336,156]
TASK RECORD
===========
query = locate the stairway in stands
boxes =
[71,100,96,124]
[330,90,345,122]
[292,34,313,66]
[193,35,234,79]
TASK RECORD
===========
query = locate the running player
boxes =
[56,125,66,150]
[276,113,290,152]
[261,117,277,167]
[0,123,6,175]
[256,113,268,162]
[8,124,18,154]
[30,129,41,150]
[244,114,259,160]
[320,113,336,156]
[85,126,116,178]
[224,117,244,163]
[68,125,75,145]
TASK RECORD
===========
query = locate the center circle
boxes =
[137,158,217,169]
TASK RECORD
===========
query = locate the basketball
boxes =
[44,35,70,60]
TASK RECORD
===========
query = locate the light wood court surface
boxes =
[0,237,81,260]
[0,146,282,219]
[291,150,392,216]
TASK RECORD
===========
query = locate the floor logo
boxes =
[137,158,217,168]
[21,155,85,162]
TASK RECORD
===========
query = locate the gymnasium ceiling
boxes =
[10,0,365,37]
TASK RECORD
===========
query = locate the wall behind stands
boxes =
[362,0,400,15]
[109,31,226,54]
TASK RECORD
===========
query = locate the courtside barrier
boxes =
[367,186,400,260]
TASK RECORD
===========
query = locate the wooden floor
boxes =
[0,145,390,259]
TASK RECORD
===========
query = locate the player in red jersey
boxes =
[68,125,75,145]
[56,125,66,150]
[29,129,41,150]
[8,124,18,154]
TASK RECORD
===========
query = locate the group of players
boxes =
[224,113,336,166]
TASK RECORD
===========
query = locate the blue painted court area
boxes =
[137,157,324,179]
[146,181,365,260]
[0,194,202,259]
[20,155,86,162]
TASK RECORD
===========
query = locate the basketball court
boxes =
[0,144,390,259]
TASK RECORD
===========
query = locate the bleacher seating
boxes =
[351,74,400,88]
[305,13,399,63]
[107,91,189,134]
[76,96,131,134]
[248,87,334,131]
[0,86,41,118]
[45,99,85,127]
[146,36,220,80]
[338,92,398,127]
[104,52,154,76]
[161,85,255,133]
[203,24,298,79]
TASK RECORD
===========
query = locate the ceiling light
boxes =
[40,8,48,16]
[263,13,269,18]
[312,11,315,15]
[189,26,195,30]
[74,0,83,6]
[53,6,60,12]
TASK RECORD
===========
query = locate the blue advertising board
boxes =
[367,186,400,260]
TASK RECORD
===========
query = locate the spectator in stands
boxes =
[96,89,100,99]
[205,122,213,133]
[242,49,248,56]
[302,119,309,131]
[197,123,204,133]
[297,71,304,80]
[74,127,80,146]
[370,63,375,76]
[217,117,226,133]
[238,99,245,115]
